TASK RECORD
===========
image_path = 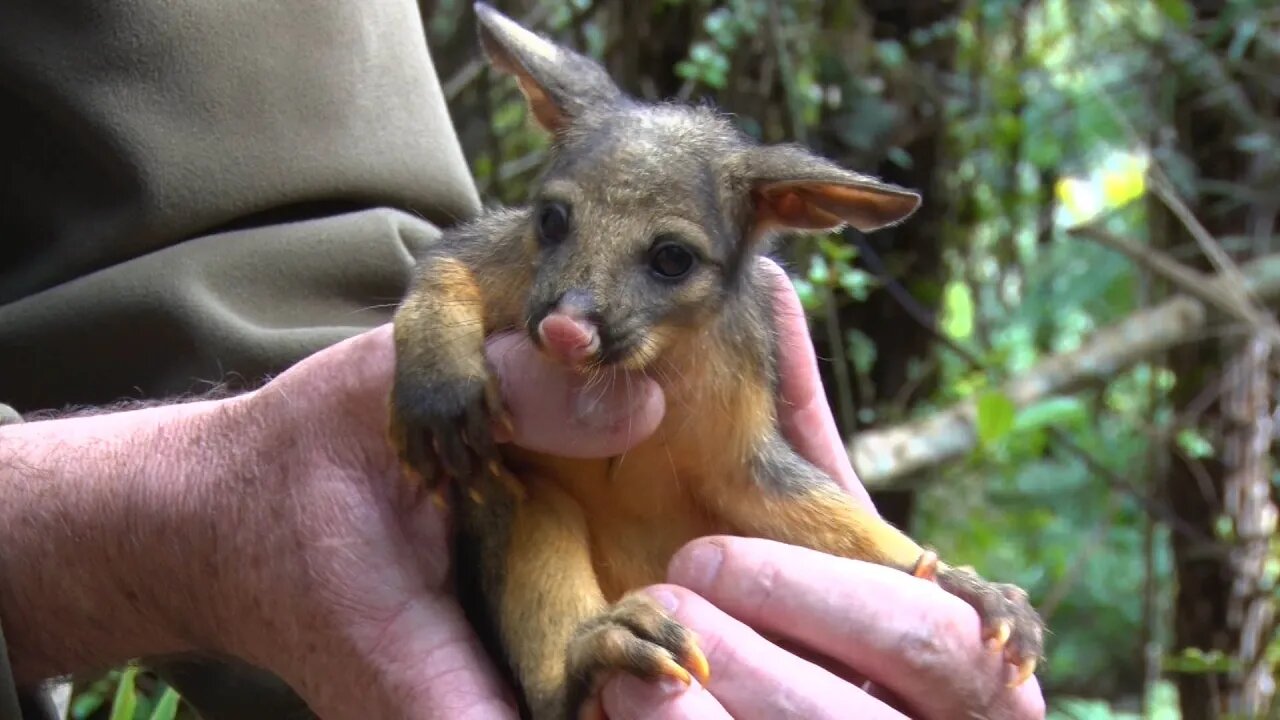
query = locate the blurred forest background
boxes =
[72,0,1280,719]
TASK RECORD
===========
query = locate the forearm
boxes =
[0,395,251,682]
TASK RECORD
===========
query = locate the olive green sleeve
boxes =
[0,0,481,413]
[0,1,484,718]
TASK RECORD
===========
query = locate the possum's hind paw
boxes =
[935,564,1044,688]
[567,592,710,712]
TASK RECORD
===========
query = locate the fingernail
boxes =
[672,540,723,590]
[648,588,680,612]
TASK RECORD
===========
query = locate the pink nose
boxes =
[537,310,601,367]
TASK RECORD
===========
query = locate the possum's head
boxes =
[474,2,920,371]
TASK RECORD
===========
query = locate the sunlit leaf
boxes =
[1013,396,1088,433]
[108,666,138,720]
[1099,159,1146,208]
[1155,0,1192,29]
[148,688,182,720]
[976,391,1017,447]
[1176,428,1215,459]
[941,280,975,339]
[807,254,830,285]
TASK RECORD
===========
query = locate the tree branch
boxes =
[851,251,1280,488]
[1069,223,1280,346]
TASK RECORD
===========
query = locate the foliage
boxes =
[71,667,188,720]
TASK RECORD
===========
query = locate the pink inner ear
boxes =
[756,188,845,231]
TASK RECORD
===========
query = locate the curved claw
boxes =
[1008,658,1037,688]
[655,654,693,686]
[912,550,939,582]
[986,620,1012,652]
[683,641,711,686]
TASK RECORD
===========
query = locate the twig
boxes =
[1070,223,1280,347]
[848,230,987,371]
[1147,170,1280,348]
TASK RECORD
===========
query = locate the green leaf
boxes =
[817,235,857,262]
[1155,0,1192,29]
[940,280,975,339]
[1176,428,1215,459]
[976,391,1017,447]
[807,255,830,285]
[1012,396,1088,433]
[148,688,182,720]
[837,264,876,300]
[791,277,820,312]
[108,666,139,720]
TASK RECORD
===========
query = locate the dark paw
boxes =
[389,370,516,502]
[566,593,710,710]
[932,561,1045,687]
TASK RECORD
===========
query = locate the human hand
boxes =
[179,321,672,719]
[0,318,664,719]
[596,260,1047,720]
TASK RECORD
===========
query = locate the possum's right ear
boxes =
[474,2,623,135]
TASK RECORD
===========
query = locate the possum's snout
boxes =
[537,312,600,367]
[532,289,602,367]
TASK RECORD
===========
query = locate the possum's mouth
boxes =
[535,312,601,367]
[531,312,648,370]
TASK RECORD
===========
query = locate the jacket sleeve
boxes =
[0,0,481,413]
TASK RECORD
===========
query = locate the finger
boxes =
[669,537,1046,720]
[485,333,665,458]
[626,586,912,720]
[600,674,732,720]
[758,258,876,510]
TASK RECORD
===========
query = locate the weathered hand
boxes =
[597,539,1046,720]
[0,320,665,720]
[199,323,666,719]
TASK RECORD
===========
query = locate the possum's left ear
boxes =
[474,2,624,135]
[739,144,921,235]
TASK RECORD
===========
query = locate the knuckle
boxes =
[897,608,969,679]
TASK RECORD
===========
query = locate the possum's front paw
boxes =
[566,593,710,716]
[389,369,516,502]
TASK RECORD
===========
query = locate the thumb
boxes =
[486,332,665,458]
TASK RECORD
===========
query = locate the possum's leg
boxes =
[390,252,519,501]
[466,481,709,720]
[704,433,1044,688]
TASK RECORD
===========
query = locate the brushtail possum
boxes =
[390,4,1045,718]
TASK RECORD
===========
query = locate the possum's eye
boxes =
[648,236,697,280]
[537,201,571,246]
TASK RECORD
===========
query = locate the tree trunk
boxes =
[1158,2,1279,715]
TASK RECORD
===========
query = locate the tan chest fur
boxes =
[500,335,771,601]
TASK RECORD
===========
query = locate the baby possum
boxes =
[391,4,1045,718]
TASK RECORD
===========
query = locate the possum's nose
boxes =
[535,290,602,368]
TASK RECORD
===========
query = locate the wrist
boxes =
[0,394,251,682]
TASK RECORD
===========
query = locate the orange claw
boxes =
[683,642,712,686]
[987,621,1012,652]
[1007,658,1037,688]
[656,654,693,686]
[912,550,939,582]
[429,489,448,511]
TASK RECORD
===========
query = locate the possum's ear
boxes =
[474,2,623,135]
[740,144,921,235]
